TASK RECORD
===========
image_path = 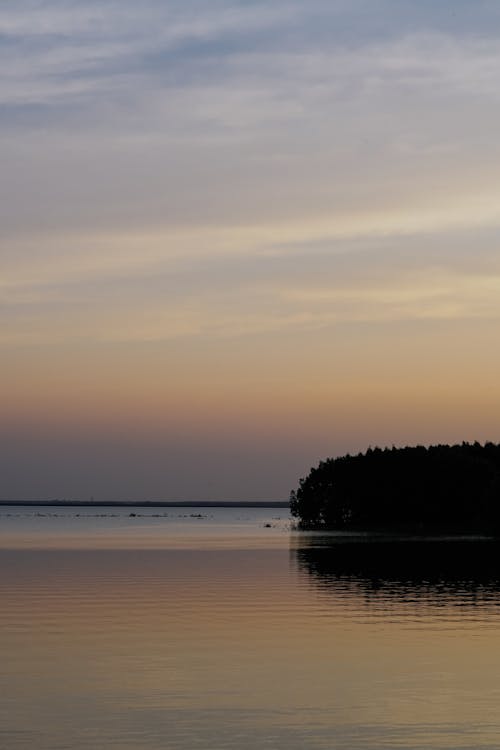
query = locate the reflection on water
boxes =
[0,505,291,549]
[293,535,500,607]
[2,512,500,749]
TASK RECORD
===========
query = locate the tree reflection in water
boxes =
[292,535,500,607]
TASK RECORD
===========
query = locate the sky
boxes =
[2,0,500,501]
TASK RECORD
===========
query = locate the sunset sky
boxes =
[2,0,500,501]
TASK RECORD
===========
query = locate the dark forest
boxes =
[290,442,500,532]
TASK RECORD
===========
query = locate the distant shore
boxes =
[0,500,289,509]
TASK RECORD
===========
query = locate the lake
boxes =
[2,506,500,749]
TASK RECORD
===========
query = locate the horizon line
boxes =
[0,500,290,508]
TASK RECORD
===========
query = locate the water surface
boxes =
[2,507,500,749]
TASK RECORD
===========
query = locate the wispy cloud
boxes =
[3,220,500,347]
[3,2,500,248]
[0,1,302,107]
[3,2,500,500]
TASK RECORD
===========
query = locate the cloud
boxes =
[4,2,500,132]
[3,219,500,347]
[0,1,302,108]
[4,1,500,501]
[3,3,500,249]
[3,2,500,343]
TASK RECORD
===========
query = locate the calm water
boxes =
[2,506,500,749]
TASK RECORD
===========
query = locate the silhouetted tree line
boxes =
[290,442,500,531]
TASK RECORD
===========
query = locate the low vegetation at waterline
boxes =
[290,442,500,531]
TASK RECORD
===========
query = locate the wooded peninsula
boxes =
[290,442,500,532]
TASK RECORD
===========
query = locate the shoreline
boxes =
[0,500,289,509]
